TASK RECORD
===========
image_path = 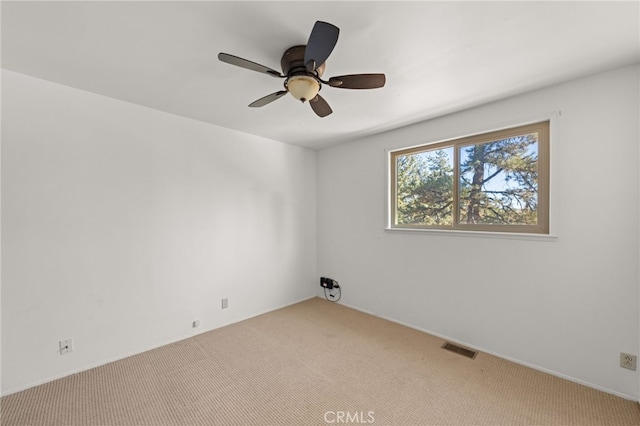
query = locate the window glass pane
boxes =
[458,133,539,225]
[395,147,454,225]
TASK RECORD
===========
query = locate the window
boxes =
[390,121,549,234]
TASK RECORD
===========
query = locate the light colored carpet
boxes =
[2,297,639,425]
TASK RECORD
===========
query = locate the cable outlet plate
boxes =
[620,352,637,370]
[221,298,228,309]
[59,339,73,355]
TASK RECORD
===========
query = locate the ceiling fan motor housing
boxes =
[281,45,325,78]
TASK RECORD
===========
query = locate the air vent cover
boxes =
[442,342,478,359]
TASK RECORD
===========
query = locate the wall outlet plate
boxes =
[221,298,228,309]
[620,352,637,370]
[59,339,73,355]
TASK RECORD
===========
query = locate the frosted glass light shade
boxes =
[287,76,320,102]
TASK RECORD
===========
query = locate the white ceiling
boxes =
[3,1,639,150]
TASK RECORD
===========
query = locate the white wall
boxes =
[317,64,640,399]
[1,70,317,395]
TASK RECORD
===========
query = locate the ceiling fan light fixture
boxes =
[287,75,320,103]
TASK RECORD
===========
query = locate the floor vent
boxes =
[442,342,478,359]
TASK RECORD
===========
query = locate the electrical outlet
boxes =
[620,352,637,370]
[192,320,200,328]
[221,298,228,309]
[59,339,73,355]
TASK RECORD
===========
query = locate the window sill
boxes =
[384,227,558,241]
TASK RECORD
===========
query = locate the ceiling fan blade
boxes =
[218,53,284,78]
[249,91,288,107]
[304,21,339,72]
[327,74,386,89]
[309,94,333,117]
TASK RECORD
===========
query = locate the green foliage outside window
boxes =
[396,148,453,225]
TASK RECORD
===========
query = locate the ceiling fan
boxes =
[218,21,386,118]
